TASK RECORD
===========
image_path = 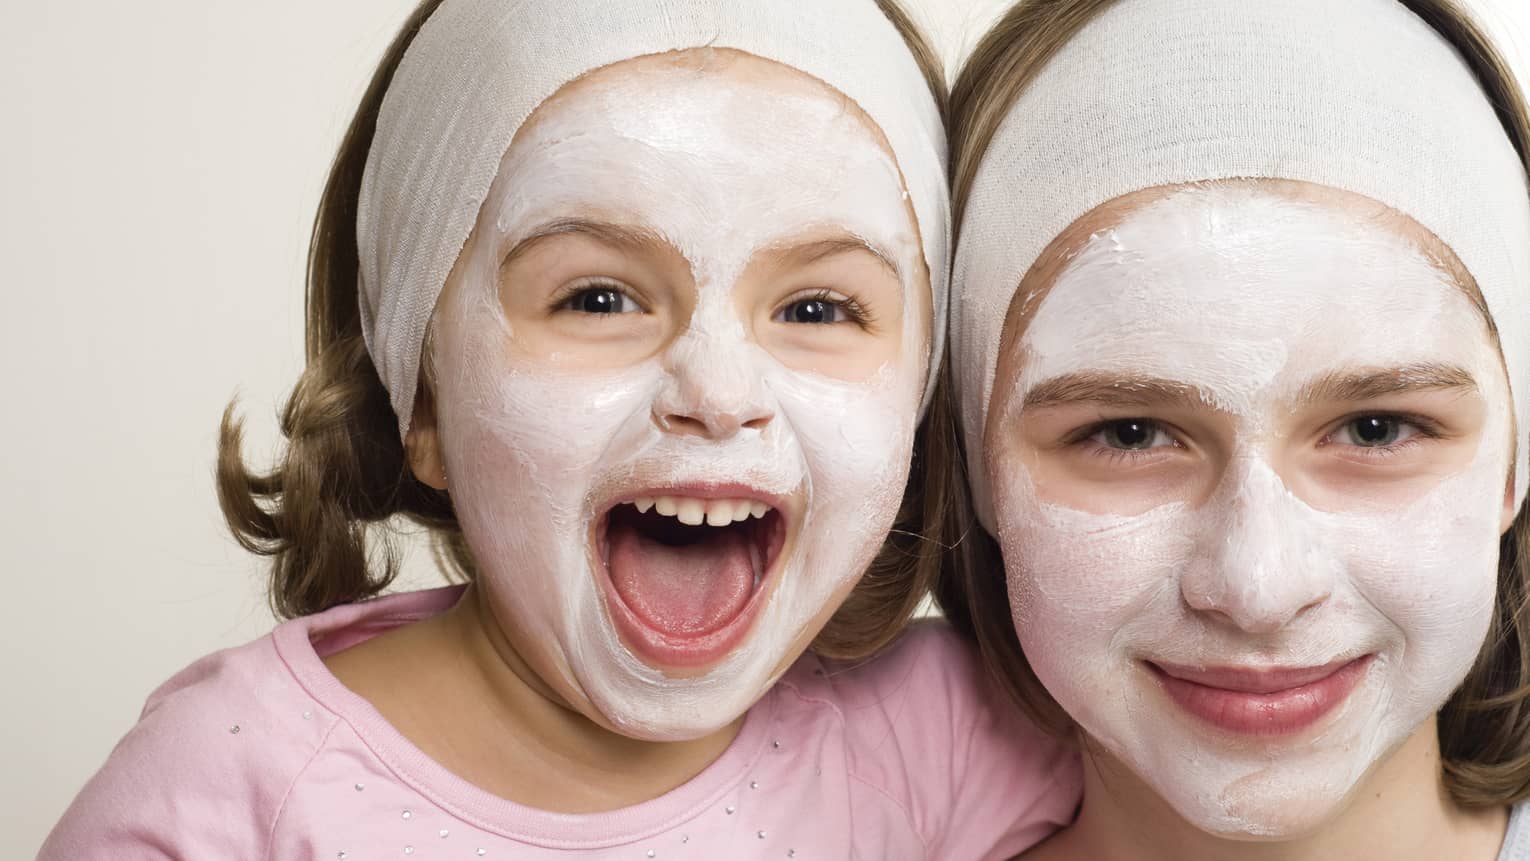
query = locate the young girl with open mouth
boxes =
[42,1,1079,857]
[941,0,1530,858]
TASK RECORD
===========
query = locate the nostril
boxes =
[1295,593,1328,620]
[654,406,773,438]
[656,413,711,436]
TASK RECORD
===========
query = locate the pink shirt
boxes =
[43,586,1080,859]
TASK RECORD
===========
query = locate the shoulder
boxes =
[40,623,338,860]
[792,619,1004,735]
[779,620,1081,860]
[1503,801,1530,861]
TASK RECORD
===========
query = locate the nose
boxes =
[651,325,775,440]
[1179,458,1337,634]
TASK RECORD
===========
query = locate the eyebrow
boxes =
[500,217,675,269]
[1021,372,1210,412]
[1294,363,1478,404]
[764,234,903,281]
[1019,364,1479,413]
[499,220,902,284]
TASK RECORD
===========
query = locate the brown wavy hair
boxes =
[936,0,1530,807]
[216,0,952,663]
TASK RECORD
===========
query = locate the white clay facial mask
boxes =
[986,185,1513,836]
[429,53,927,741]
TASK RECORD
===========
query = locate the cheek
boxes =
[436,270,659,470]
[781,371,915,499]
[431,293,664,587]
[768,365,920,600]
[992,450,1194,669]
[1339,471,1503,692]
[442,358,657,499]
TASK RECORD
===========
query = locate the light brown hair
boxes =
[937,0,1530,807]
[216,0,952,663]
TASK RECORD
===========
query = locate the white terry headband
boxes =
[951,0,1530,530]
[357,0,949,438]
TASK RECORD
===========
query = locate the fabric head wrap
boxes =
[356,0,949,438]
[951,0,1530,530]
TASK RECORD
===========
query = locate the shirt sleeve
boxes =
[924,644,1082,859]
[832,621,1082,861]
[39,638,327,861]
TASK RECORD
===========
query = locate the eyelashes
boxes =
[546,280,879,330]
[546,278,644,317]
[1056,418,1181,468]
[773,288,876,328]
[1316,412,1444,461]
[1066,412,1445,466]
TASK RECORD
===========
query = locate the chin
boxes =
[1126,723,1391,842]
[572,612,794,743]
[1165,778,1356,840]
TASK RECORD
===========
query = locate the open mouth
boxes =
[596,491,789,669]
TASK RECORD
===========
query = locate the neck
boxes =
[330,583,744,813]
[1042,719,1507,861]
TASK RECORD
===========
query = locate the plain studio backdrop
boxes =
[4,0,1528,854]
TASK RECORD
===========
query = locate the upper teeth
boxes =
[634,496,771,527]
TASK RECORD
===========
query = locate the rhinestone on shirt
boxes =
[772,739,781,749]
[303,710,313,720]
[680,835,689,844]
[758,831,767,839]
[725,805,736,815]
[354,783,364,792]
[337,853,347,860]
[404,847,414,855]
[440,829,450,838]
[229,725,241,734]
[646,852,656,859]
[750,781,759,790]
[788,851,797,858]
[402,809,413,820]
[476,850,487,857]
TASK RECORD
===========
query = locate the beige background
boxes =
[4,0,1527,855]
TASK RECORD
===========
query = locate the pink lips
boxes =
[1148,655,1374,736]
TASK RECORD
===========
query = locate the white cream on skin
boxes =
[987,186,1514,836]
[430,59,928,741]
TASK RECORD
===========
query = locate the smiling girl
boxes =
[40,1,1079,857]
[941,0,1530,859]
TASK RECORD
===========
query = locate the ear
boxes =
[404,387,448,491]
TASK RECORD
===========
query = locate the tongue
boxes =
[608,519,756,636]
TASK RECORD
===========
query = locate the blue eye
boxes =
[1091,419,1173,451]
[1347,417,1398,446]
[1336,416,1415,448]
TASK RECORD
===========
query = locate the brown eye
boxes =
[777,297,845,325]
[563,285,636,315]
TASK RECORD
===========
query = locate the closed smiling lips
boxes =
[592,483,793,670]
[1146,655,1376,737]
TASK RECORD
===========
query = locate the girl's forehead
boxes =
[474,46,926,302]
[1005,180,1494,355]
[1000,182,1509,415]
[1015,180,1481,328]
[514,48,899,167]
